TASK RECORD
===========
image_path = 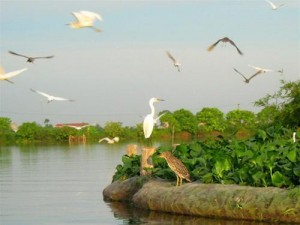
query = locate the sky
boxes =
[0,0,299,127]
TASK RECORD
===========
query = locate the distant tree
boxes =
[159,110,180,133]
[0,117,12,133]
[103,122,124,137]
[196,107,226,132]
[0,117,14,143]
[54,126,77,142]
[43,118,52,127]
[256,106,280,128]
[173,109,198,134]
[226,109,256,130]
[16,122,42,142]
[255,80,300,128]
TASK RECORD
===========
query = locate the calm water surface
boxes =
[0,144,273,225]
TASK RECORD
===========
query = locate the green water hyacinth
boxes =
[113,127,299,188]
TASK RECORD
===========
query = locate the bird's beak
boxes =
[158,99,165,102]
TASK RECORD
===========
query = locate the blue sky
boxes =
[0,0,299,126]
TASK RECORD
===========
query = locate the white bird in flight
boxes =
[166,51,181,72]
[265,0,285,10]
[0,65,27,83]
[248,65,273,74]
[67,125,90,130]
[30,88,75,103]
[68,10,103,32]
[143,97,164,139]
[99,137,119,144]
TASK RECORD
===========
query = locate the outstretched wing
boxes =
[154,112,166,124]
[248,71,263,81]
[30,88,52,99]
[233,68,248,81]
[265,0,277,9]
[9,51,30,59]
[248,64,262,71]
[166,51,176,63]
[33,55,54,59]
[79,11,103,21]
[207,39,221,52]
[52,96,74,102]
[99,137,112,143]
[2,68,27,79]
[228,39,243,55]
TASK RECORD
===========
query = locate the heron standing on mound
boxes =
[159,151,192,186]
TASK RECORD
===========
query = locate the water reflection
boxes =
[105,200,271,225]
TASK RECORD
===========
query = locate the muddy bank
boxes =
[103,177,300,223]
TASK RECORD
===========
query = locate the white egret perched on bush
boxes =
[0,65,27,83]
[68,10,103,32]
[143,97,164,139]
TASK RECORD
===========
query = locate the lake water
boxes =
[0,143,272,225]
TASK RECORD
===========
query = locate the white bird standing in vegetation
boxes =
[0,65,27,83]
[292,132,296,143]
[166,51,181,72]
[99,137,119,144]
[68,10,103,32]
[265,0,284,10]
[30,88,75,103]
[143,98,164,139]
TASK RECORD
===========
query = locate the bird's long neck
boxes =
[149,100,155,117]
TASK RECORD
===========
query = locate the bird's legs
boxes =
[90,26,101,32]
[176,175,179,186]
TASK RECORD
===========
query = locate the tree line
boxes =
[0,80,299,144]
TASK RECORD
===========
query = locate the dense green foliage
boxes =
[255,80,300,128]
[113,127,300,188]
[0,80,299,144]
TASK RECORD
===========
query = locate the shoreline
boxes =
[103,177,300,224]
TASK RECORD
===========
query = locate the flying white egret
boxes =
[207,37,243,55]
[248,65,273,74]
[0,65,27,83]
[233,68,264,84]
[67,125,90,130]
[9,51,54,63]
[30,88,75,103]
[68,10,103,32]
[265,0,284,10]
[99,137,119,144]
[166,51,181,72]
[143,97,164,139]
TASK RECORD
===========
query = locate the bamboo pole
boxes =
[126,144,138,156]
[140,147,156,176]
